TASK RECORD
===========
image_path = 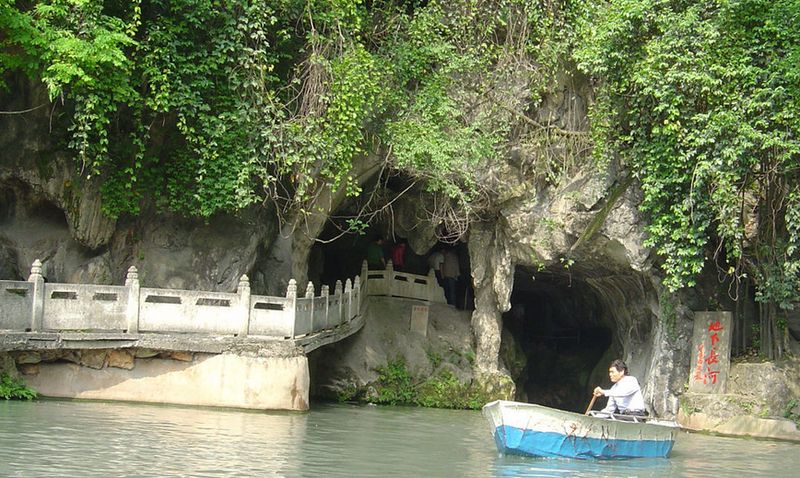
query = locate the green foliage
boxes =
[369,358,488,409]
[784,399,800,425]
[334,382,361,402]
[0,0,138,182]
[426,349,442,368]
[416,370,490,409]
[0,0,379,218]
[0,373,38,400]
[660,292,677,339]
[383,1,585,212]
[5,1,799,355]
[345,218,369,235]
[130,0,291,217]
[2,1,587,227]
[371,358,415,405]
[464,350,475,365]
[576,0,800,300]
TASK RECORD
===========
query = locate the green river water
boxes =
[1,399,798,477]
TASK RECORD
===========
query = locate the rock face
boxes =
[0,78,116,253]
[0,78,284,294]
[5,69,783,422]
[356,70,691,411]
[451,71,688,412]
[0,188,276,292]
[0,73,688,417]
[679,359,800,441]
[310,296,484,403]
[461,161,696,416]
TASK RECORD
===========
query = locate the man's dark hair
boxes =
[610,359,629,375]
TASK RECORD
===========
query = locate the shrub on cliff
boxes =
[0,373,38,400]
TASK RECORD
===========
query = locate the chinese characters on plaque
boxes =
[409,305,429,337]
[689,311,733,393]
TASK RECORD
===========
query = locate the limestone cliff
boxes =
[0,68,688,417]
[4,67,794,425]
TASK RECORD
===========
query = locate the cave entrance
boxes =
[503,265,617,413]
[310,222,473,310]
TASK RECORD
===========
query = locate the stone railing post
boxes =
[28,259,44,332]
[386,260,394,297]
[335,280,343,326]
[305,281,315,333]
[321,285,330,329]
[345,279,353,320]
[237,274,251,337]
[125,266,140,333]
[353,275,361,318]
[427,268,438,303]
[361,260,368,295]
[287,279,298,337]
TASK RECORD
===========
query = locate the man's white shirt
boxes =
[600,375,646,413]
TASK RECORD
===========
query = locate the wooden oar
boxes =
[584,395,597,415]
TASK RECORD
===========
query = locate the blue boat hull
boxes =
[493,424,674,459]
[483,400,677,459]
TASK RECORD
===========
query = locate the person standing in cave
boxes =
[427,247,444,285]
[391,239,407,271]
[441,247,460,307]
[366,237,385,270]
[593,359,646,416]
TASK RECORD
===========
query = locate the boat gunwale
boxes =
[484,400,679,432]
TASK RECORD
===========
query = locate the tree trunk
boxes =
[285,154,384,290]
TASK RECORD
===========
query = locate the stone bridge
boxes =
[0,260,445,411]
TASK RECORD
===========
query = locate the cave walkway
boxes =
[0,260,447,410]
[0,259,444,355]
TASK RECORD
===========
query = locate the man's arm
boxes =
[600,395,617,413]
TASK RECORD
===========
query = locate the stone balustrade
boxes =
[0,259,362,339]
[363,260,447,304]
[0,258,443,340]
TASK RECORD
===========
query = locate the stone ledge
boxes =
[679,410,800,442]
[0,331,304,357]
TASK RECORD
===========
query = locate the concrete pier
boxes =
[24,353,311,411]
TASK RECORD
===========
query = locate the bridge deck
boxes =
[0,312,365,356]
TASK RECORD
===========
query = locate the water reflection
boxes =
[490,455,674,478]
[0,400,308,477]
[487,431,799,478]
[1,400,798,477]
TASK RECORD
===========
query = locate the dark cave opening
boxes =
[503,265,616,413]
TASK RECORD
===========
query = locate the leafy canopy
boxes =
[576,0,800,296]
[4,0,799,334]
[1,0,585,226]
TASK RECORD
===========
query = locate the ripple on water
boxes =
[1,400,799,478]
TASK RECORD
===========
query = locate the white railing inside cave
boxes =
[0,259,445,339]
[364,260,446,305]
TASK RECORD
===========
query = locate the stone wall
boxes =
[678,359,800,441]
[19,351,310,411]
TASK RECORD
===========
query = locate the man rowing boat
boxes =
[593,359,647,416]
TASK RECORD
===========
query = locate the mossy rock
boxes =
[474,371,516,402]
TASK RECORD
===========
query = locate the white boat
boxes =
[482,400,679,459]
